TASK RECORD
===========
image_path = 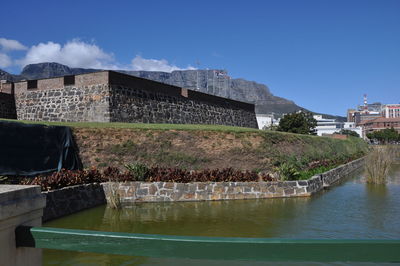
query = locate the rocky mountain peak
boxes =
[0,62,345,120]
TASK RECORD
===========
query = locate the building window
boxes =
[64,75,75,86]
[27,80,37,90]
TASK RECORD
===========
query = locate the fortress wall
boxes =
[10,71,257,128]
[0,92,17,119]
[109,84,258,128]
[13,72,111,122]
[14,84,111,122]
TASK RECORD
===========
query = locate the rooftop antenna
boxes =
[363,94,368,111]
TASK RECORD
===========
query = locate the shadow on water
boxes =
[43,164,400,265]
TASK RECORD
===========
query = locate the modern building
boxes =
[381,104,400,118]
[256,114,279,129]
[313,115,362,137]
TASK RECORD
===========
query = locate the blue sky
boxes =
[0,0,399,116]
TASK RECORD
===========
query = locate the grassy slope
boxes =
[1,119,369,174]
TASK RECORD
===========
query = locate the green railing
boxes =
[15,226,400,262]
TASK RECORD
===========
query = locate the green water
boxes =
[43,165,400,265]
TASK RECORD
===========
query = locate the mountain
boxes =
[0,62,345,120]
[20,62,98,80]
[0,69,19,82]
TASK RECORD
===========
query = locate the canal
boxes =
[43,164,400,265]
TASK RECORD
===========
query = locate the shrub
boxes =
[19,166,275,191]
[277,163,300,181]
[124,162,149,181]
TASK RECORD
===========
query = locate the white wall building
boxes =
[313,115,362,137]
[381,104,400,118]
[256,114,279,130]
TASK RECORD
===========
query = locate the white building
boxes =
[313,115,362,137]
[381,104,400,118]
[256,114,279,130]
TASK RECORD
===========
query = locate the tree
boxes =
[338,129,360,138]
[277,112,317,135]
[367,127,400,144]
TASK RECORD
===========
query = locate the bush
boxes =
[20,167,275,191]
[124,162,149,181]
[277,112,317,135]
[278,163,300,181]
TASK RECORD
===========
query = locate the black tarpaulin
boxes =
[0,121,82,176]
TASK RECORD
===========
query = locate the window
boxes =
[27,80,37,90]
[64,75,75,86]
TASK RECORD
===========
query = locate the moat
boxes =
[43,164,400,265]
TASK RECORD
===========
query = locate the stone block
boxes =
[148,184,158,195]
[164,183,174,189]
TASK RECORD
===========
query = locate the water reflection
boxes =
[44,164,400,265]
[99,197,313,238]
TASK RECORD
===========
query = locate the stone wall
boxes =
[102,158,364,203]
[41,158,364,221]
[14,84,110,122]
[11,71,257,128]
[0,92,17,119]
[42,183,106,222]
[103,180,313,203]
[109,85,258,128]
[321,157,364,187]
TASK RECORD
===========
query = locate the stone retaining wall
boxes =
[42,183,106,222]
[41,158,365,221]
[102,158,364,203]
[321,157,364,187]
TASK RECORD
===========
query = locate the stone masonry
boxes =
[42,183,106,222]
[102,157,364,203]
[0,92,17,119]
[14,84,110,122]
[39,158,364,221]
[10,71,258,128]
[110,85,256,127]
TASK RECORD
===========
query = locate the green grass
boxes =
[1,118,369,177]
[0,118,259,133]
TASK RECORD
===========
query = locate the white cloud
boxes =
[18,39,117,69]
[131,55,195,72]
[0,53,12,68]
[0,38,27,51]
[2,38,195,72]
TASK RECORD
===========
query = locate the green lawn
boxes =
[0,118,260,133]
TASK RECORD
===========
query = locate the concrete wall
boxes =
[0,92,17,119]
[0,185,46,266]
